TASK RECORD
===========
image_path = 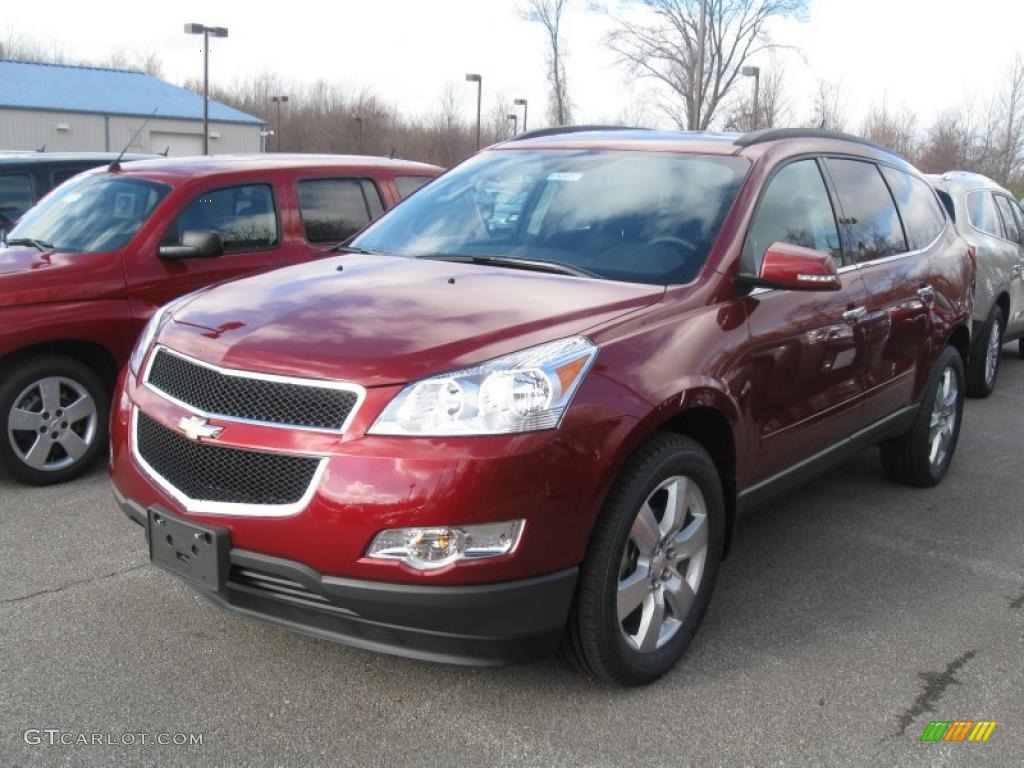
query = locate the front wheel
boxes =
[562,433,725,686]
[0,355,109,485]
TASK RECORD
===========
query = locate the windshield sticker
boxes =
[113,193,135,218]
[547,172,583,182]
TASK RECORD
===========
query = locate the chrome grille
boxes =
[135,412,320,506]
[146,348,360,430]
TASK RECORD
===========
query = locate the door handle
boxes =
[917,285,935,302]
[843,307,868,324]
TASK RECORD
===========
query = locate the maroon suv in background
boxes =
[110,128,973,686]
[0,154,442,485]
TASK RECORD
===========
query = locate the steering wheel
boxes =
[646,236,695,252]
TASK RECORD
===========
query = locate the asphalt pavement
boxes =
[2,348,1023,767]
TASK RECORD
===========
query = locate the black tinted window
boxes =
[880,167,946,250]
[742,159,841,273]
[395,175,432,199]
[0,173,34,228]
[993,195,1021,244]
[827,158,907,262]
[166,184,278,253]
[297,179,383,243]
[966,190,1004,238]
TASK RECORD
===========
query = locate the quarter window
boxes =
[966,190,1004,239]
[993,195,1022,244]
[296,178,383,243]
[742,159,841,273]
[395,175,432,200]
[879,167,946,250]
[827,158,907,263]
[165,184,279,253]
[0,173,34,228]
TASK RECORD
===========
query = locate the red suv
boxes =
[0,154,441,484]
[110,129,972,686]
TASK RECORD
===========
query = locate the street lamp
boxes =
[741,65,760,130]
[507,113,518,136]
[271,95,288,152]
[514,98,528,133]
[184,23,228,155]
[466,73,482,150]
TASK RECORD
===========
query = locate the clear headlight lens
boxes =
[368,336,597,436]
[128,303,175,376]
[366,520,525,570]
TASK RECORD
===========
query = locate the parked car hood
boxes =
[161,253,665,386]
[0,246,126,307]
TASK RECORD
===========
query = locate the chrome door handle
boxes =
[917,285,935,301]
[843,307,868,324]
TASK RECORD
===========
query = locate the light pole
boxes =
[184,23,228,155]
[354,116,363,154]
[466,73,482,150]
[741,66,760,130]
[514,98,528,133]
[271,95,288,152]
[507,113,518,137]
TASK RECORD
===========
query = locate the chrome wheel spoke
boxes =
[660,477,691,537]
[23,437,51,470]
[671,514,708,562]
[663,572,696,621]
[636,591,666,653]
[9,408,42,432]
[617,569,649,622]
[62,396,96,425]
[37,377,61,413]
[58,430,90,461]
[630,502,661,556]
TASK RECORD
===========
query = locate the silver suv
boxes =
[930,172,1024,396]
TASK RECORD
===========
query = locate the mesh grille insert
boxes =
[147,349,358,430]
[136,412,320,506]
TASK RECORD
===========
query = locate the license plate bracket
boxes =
[147,507,229,591]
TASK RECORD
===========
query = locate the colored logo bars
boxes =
[920,721,997,742]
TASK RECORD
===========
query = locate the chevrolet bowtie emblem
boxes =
[178,415,224,442]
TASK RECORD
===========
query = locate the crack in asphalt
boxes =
[892,650,976,737]
[0,563,147,605]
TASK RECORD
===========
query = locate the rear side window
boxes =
[966,190,1004,238]
[742,159,841,273]
[879,167,946,250]
[395,175,432,200]
[826,158,907,263]
[296,178,384,243]
[0,173,34,227]
[993,195,1022,244]
[165,184,279,253]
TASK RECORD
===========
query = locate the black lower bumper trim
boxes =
[113,489,577,666]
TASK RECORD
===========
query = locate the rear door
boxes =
[742,157,870,480]
[992,193,1024,336]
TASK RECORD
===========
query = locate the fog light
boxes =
[366,520,525,570]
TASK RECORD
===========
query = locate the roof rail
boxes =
[734,127,900,157]
[511,125,649,141]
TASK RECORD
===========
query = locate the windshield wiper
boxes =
[330,244,378,254]
[416,253,600,279]
[5,237,55,252]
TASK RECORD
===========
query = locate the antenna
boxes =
[109,108,158,171]
[37,143,46,152]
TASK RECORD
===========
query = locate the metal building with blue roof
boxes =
[0,59,267,155]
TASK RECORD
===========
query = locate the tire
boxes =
[0,354,109,486]
[966,306,1004,398]
[561,433,725,686]
[880,346,965,488]
[1019,338,1024,360]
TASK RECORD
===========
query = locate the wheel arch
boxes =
[947,322,971,366]
[0,340,120,394]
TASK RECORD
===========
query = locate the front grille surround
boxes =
[131,409,326,517]
[144,346,365,433]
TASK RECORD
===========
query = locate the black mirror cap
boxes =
[159,230,224,260]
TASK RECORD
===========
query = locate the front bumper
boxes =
[115,488,578,666]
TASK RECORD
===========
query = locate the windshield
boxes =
[8,173,170,253]
[354,149,749,285]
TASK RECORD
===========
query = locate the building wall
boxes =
[0,108,264,155]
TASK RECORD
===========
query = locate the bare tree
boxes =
[860,100,918,159]
[989,55,1024,186]
[723,58,790,131]
[604,0,807,131]
[521,0,573,126]
[487,93,518,141]
[916,110,973,174]
[805,78,846,132]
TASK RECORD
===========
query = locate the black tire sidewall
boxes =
[967,306,1004,398]
[0,355,109,485]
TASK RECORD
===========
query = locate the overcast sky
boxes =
[5,0,1023,131]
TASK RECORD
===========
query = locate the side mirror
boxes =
[746,241,841,292]
[159,230,224,260]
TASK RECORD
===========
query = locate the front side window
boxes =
[164,184,278,253]
[880,166,946,250]
[742,159,841,273]
[993,195,1022,244]
[0,173,35,228]
[8,173,169,252]
[297,178,383,243]
[827,158,907,263]
[355,150,749,286]
[966,190,1004,239]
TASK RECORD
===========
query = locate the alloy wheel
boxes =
[928,366,959,470]
[6,376,98,472]
[984,317,1002,388]
[617,475,709,653]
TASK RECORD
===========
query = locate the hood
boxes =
[161,253,664,386]
[0,246,126,307]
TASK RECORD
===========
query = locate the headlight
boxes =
[128,302,175,375]
[368,336,597,436]
[366,520,525,570]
